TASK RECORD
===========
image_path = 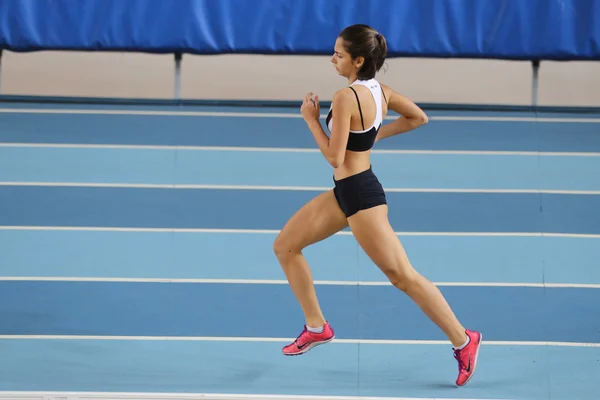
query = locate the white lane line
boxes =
[2,142,599,157]
[2,226,599,238]
[0,276,598,288]
[0,390,536,400]
[1,107,600,123]
[1,181,599,195]
[0,335,597,348]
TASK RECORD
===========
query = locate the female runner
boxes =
[272,24,482,387]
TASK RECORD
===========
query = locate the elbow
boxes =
[327,154,344,169]
[410,113,428,128]
[329,158,343,169]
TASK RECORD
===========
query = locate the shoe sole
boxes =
[456,332,483,387]
[283,335,335,356]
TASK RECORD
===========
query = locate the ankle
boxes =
[451,330,469,349]
[306,325,325,333]
[306,317,326,328]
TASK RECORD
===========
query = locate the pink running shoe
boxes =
[282,322,335,356]
[453,329,482,387]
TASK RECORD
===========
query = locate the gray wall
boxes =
[2,51,599,106]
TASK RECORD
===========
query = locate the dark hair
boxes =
[338,24,387,80]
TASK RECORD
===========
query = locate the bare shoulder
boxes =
[379,82,427,120]
[331,87,356,111]
[379,82,399,102]
[332,87,355,103]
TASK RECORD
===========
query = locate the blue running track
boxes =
[0,102,599,400]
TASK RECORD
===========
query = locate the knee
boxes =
[384,265,420,293]
[273,234,300,263]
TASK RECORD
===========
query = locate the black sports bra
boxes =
[325,78,387,152]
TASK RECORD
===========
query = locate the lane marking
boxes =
[2,226,599,238]
[433,115,600,123]
[1,142,600,157]
[1,181,599,194]
[0,276,598,288]
[0,391,520,400]
[1,107,600,123]
[0,335,597,348]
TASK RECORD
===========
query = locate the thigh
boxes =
[347,205,414,277]
[275,189,349,251]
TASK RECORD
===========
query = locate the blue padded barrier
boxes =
[1,0,599,60]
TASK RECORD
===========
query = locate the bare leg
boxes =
[347,205,468,347]
[273,189,348,327]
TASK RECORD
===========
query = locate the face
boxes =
[331,37,363,78]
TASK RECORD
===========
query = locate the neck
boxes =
[347,73,358,84]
